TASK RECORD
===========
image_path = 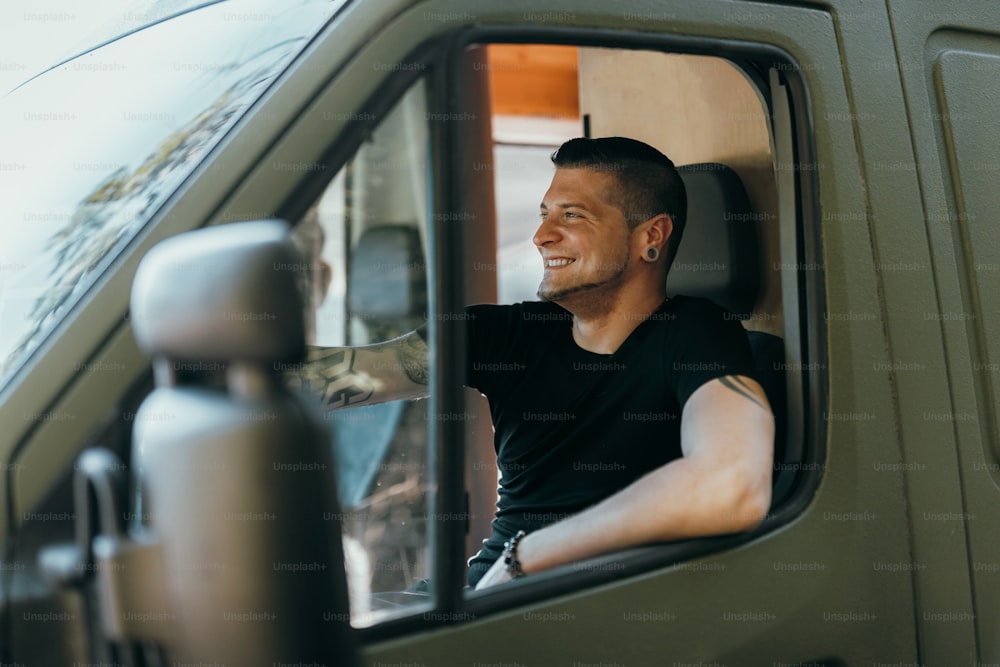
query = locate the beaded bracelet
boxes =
[502,530,528,577]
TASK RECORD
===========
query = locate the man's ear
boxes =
[642,213,673,251]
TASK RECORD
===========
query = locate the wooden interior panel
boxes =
[486,44,579,118]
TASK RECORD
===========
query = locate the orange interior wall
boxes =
[486,44,579,118]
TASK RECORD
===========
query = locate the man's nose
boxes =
[532,217,560,247]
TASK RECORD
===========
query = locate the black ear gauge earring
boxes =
[645,246,660,262]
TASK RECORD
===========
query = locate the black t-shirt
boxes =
[464,296,758,586]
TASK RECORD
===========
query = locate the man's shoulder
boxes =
[665,295,742,325]
[656,296,751,356]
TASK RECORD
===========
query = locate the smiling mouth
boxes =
[544,258,575,268]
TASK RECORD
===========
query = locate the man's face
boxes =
[534,167,633,304]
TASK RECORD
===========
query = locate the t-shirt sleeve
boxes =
[667,299,760,409]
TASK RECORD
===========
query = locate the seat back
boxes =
[667,163,759,317]
[670,165,789,503]
[328,224,428,507]
[126,220,355,664]
[328,224,433,597]
[348,224,427,339]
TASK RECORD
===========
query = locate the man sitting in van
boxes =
[296,137,774,590]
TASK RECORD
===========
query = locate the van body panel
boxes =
[887,1,1000,660]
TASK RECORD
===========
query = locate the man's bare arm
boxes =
[474,374,774,589]
[287,330,429,409]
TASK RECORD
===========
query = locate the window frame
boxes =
[274,24,827,643]
[440,24,826,625]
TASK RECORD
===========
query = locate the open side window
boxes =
[449,37,823,611]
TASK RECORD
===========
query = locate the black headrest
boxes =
[666,163,759,318]
[348,225,426,320]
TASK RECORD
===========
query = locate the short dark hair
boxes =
[551,136,687,268]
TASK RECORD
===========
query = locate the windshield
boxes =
[0,0,342,389]
[3,1,225,96]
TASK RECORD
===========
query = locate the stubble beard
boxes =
[536,249,632,308]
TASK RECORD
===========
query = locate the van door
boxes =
[885,0,1000,661]
[358,0,929,662]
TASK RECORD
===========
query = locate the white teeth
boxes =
[546,258,574,267]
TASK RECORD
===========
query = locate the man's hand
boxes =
[474,556,514,591]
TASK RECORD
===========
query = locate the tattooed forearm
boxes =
[287,330,429,409]
[294,347,378,408]
[718,375,768,411]
[395,331,430,385]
